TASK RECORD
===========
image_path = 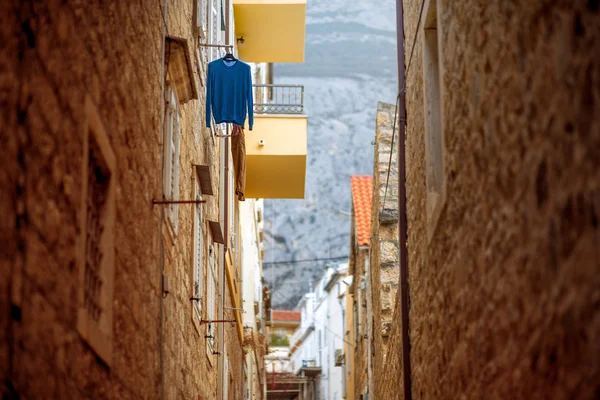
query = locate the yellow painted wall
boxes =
[246,155,306,198]
[225,249,244,341]
[245,115,307,156]
[234,0,306,63]
[244,115,307,199]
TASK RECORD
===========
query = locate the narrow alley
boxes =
[1,1,598,400]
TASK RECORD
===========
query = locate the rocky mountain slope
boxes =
[264,0,397,309]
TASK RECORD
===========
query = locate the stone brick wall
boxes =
[378,1,600,399]
[1,1,244,399]
[370,103,400,398]
[347,228,369,398]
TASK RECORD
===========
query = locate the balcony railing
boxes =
[253,84,304,114]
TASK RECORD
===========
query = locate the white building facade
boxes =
[240,199,267,400]
[289,265,348,400]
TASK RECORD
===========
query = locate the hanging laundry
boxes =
[231,125,246,201]
[205,57,254,130]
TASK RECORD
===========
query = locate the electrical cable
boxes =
[269,290,353,349]
[263,256,348,266]
[381,0,425,214]
[381,93,400,213]
[311,317,353,348]
[406,0,426,78]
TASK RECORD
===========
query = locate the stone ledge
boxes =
[379,208,399,224]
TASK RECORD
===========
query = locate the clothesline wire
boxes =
[263,256,347,266]
[311,317,353,348]
[381,92,400,213]
[270,286,353,349]
[270,291,353,349]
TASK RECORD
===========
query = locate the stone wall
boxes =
[1,1,244,399]
[378,1,600,399]
[370,102,400,398]
[347,228,369,398]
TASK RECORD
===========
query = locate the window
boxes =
[193,179,205,319]
[208,0,222,61]
[163,85,181,231]
[422,0,446,237]
[194,0,208,40]
[77,97,116,365]
[207,243,217,351]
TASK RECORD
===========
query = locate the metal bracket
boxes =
[199,43,234,49]
[153,199,207,205]
[200,319,236,325]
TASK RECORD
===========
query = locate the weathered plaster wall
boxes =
[378,1,600,399]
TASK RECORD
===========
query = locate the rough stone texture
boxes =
[1,1,244,399]
[369,103,401,399]
[377,1,600,399]
[346,212,370,399]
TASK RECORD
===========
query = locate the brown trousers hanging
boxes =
[231,125,246,201]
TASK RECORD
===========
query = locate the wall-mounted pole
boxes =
[152,199,206,205]
[198,43,234,49]
[396,0,412,399]
[201,319,236,324]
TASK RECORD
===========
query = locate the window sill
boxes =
[77,311,113,366]
[426,183,447,243]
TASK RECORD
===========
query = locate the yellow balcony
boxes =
[244,85,307,199]
[233,0,306,63]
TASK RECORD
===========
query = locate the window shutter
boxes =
[209,0,221,61]
[193,189,203,316]
[207,244,216,348]
[163,106,173,197]
[77,97,117,366]
[164,86,180,232]
[170,106,180,230]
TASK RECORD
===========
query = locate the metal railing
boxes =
[253,84,304,114]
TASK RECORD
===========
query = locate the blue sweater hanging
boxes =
[205,58,254,130]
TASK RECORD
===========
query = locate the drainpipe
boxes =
[396,1,412,400]
[159,1,168,400]
[218,125,229,400]
[218,3,232,397]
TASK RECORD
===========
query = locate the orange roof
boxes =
[350,175,373,246]
[272,310,301,322]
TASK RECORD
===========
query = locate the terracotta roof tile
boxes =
[350,175,373,246]
[272,310,301,322]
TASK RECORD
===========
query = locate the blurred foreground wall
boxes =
[377,1,600,399]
